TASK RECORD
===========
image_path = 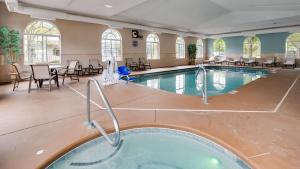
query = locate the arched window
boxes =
[176,37,185,59]
[243,36,261,58]
[146,34,160,59]
[101,29,122,61]
[286,33,300,58]
[24,20,61,65]
[213,39,225,57]
[196,39,203,58]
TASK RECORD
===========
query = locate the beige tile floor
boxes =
[0,66,299,169]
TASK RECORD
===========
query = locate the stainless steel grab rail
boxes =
[195,65,208,104]
[86,78,120,147]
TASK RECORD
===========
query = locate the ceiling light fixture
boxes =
[104,4,113,8]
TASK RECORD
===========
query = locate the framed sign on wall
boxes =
[132,40,138,47]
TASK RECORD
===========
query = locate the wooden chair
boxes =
[30,64,58,92]
[89,59,103,74]
[11,63,32,93]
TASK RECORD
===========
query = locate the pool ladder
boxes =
[86,78,121,147]
[196,65,208,104]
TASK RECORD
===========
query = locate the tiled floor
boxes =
[0,66,299,169]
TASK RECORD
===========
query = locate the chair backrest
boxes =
[89,59,100,67]
[12,63,22,79]
[118,65,130,75]
[209,56,215,61]
[139,57,148,63]
[31,64,50,79]
[248,57,255,62]
[68,60,78,74]
[285,57,295,64]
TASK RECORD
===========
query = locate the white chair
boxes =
[203,56,215,64]
[283,57,296,68]
[215,56,227,65]
[244,57,257,66]
[58,60,79,84]
[227,57,241,65]
[30,64,58,92]
[262,57,275,67]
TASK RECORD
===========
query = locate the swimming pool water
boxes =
[134,67,268,96]
[47,128,251,169]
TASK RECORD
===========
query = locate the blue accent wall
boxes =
[206,32,291,57]
[257,32,290,54]
[223,36,244,54]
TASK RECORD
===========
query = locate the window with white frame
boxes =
[213,39,225,57]
[24,20,61,65]
[243,36,261,58]
[286,33,300,58]
[196,39,203,58]
[101,29,122,61]
[176,37,185,59]
[146,34,160,59]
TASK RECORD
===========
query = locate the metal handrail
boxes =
[195,65,208,104]
[86,78,120,147]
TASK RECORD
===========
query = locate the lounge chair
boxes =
[30,64,58,92]
[125,58,139,70]
[262,57,275,67]
[244,58,257,66]
[283,57,296,68]
[203,56,215,64]
[89,59,103,74]
[57,60,80,84]
[215,57,227,65]
[118,65,136,82]
[11,63,33,93]
[227,57,241,65]
[139,57,151,70]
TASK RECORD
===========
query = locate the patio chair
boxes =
[30,64,58,92]
[139,57,151,70]
[11,63,32,93]
[227,57,241,65]
[244,58,257,66]
[125,58,139,70]
[203,56,215,64]
[89,59,103,74]
[262,57,275,67]
[215,56,227,65]
[118,65,136,82]
[283,57,296,68]
[57,60,80,84]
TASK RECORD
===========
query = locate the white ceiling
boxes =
[16,0,300,35]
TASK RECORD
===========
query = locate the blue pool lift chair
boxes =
[118,65,136,82]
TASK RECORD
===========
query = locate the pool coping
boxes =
[131,65,271,76]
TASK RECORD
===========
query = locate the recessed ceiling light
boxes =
[36,150,44,155]
[104,4,113,8]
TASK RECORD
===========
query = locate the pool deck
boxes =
[0,66,300,169]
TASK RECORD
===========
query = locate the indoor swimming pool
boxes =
[134,66,269,96]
